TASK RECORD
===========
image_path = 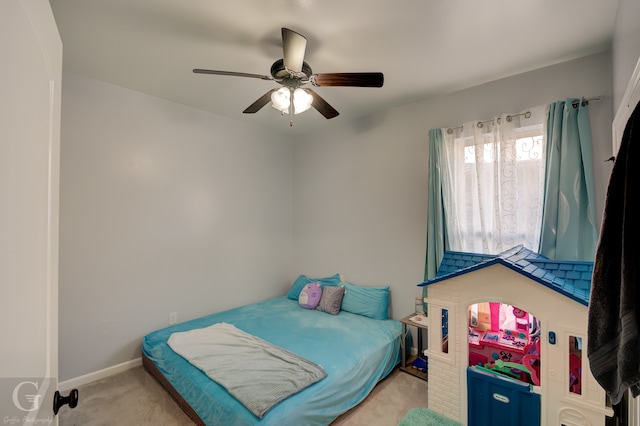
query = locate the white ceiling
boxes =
[49,0,618,135]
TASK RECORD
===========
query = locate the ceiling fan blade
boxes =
[312,72,384,88]
[193,69,272,81]
[281,28,307,73]
[308,89,339,119]
[243,89,277,114]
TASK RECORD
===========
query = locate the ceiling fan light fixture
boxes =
[270,87,290,112]
[270,87,312,115]
[293,88,312,114]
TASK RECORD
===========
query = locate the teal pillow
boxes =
[287,274,341,300]
[340,282,390,320]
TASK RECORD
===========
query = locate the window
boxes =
[441,106,547,254]
[569,335,582,395]
[441,308,449,354]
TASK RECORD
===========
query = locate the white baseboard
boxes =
[58,357,141,392]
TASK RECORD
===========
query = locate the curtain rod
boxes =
[446,112,530,133]
[572,96,601,108]
[446,96,602,134]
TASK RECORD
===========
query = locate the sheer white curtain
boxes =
[441,105,548,254]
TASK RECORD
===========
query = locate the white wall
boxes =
[612,0,640,114]
[59,52,613,382]
[291,52,613,323]
[59,74,293,381]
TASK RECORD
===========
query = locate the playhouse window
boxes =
[569,335,582,395]
[467,302,541,387]
[441,308,449,354]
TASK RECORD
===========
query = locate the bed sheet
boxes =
[142,296,402,426]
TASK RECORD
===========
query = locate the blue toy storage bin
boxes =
[467,366,540,426]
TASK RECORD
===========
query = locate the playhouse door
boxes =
[468,367,540,426]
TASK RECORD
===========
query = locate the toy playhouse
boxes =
[418,245,613,426]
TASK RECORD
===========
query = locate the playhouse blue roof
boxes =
[418,245,593,306]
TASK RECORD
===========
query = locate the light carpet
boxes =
[59,366,428,425]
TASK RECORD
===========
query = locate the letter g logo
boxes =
[12,381,42,412]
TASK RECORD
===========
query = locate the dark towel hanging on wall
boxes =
[587,100,640,405]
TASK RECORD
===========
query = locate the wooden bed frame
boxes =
[142,352,205,425]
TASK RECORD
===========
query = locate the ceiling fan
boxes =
[193,27,384,125]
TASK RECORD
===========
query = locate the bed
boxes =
[142,275,402,426]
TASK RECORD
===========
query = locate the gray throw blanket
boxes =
[587,100,640,405]
[167,323,327,418]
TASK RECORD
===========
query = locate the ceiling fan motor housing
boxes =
[270,59,312,85]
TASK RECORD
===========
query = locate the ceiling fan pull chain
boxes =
[290,88,294,126]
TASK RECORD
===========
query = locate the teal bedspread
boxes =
[142,296,402,426]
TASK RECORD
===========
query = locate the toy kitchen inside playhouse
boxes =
[467,302,541,386]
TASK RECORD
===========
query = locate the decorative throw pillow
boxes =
[315,285,345,315]
[298,282,323,309]
[287,273,341,300]
[340,282,390,320]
